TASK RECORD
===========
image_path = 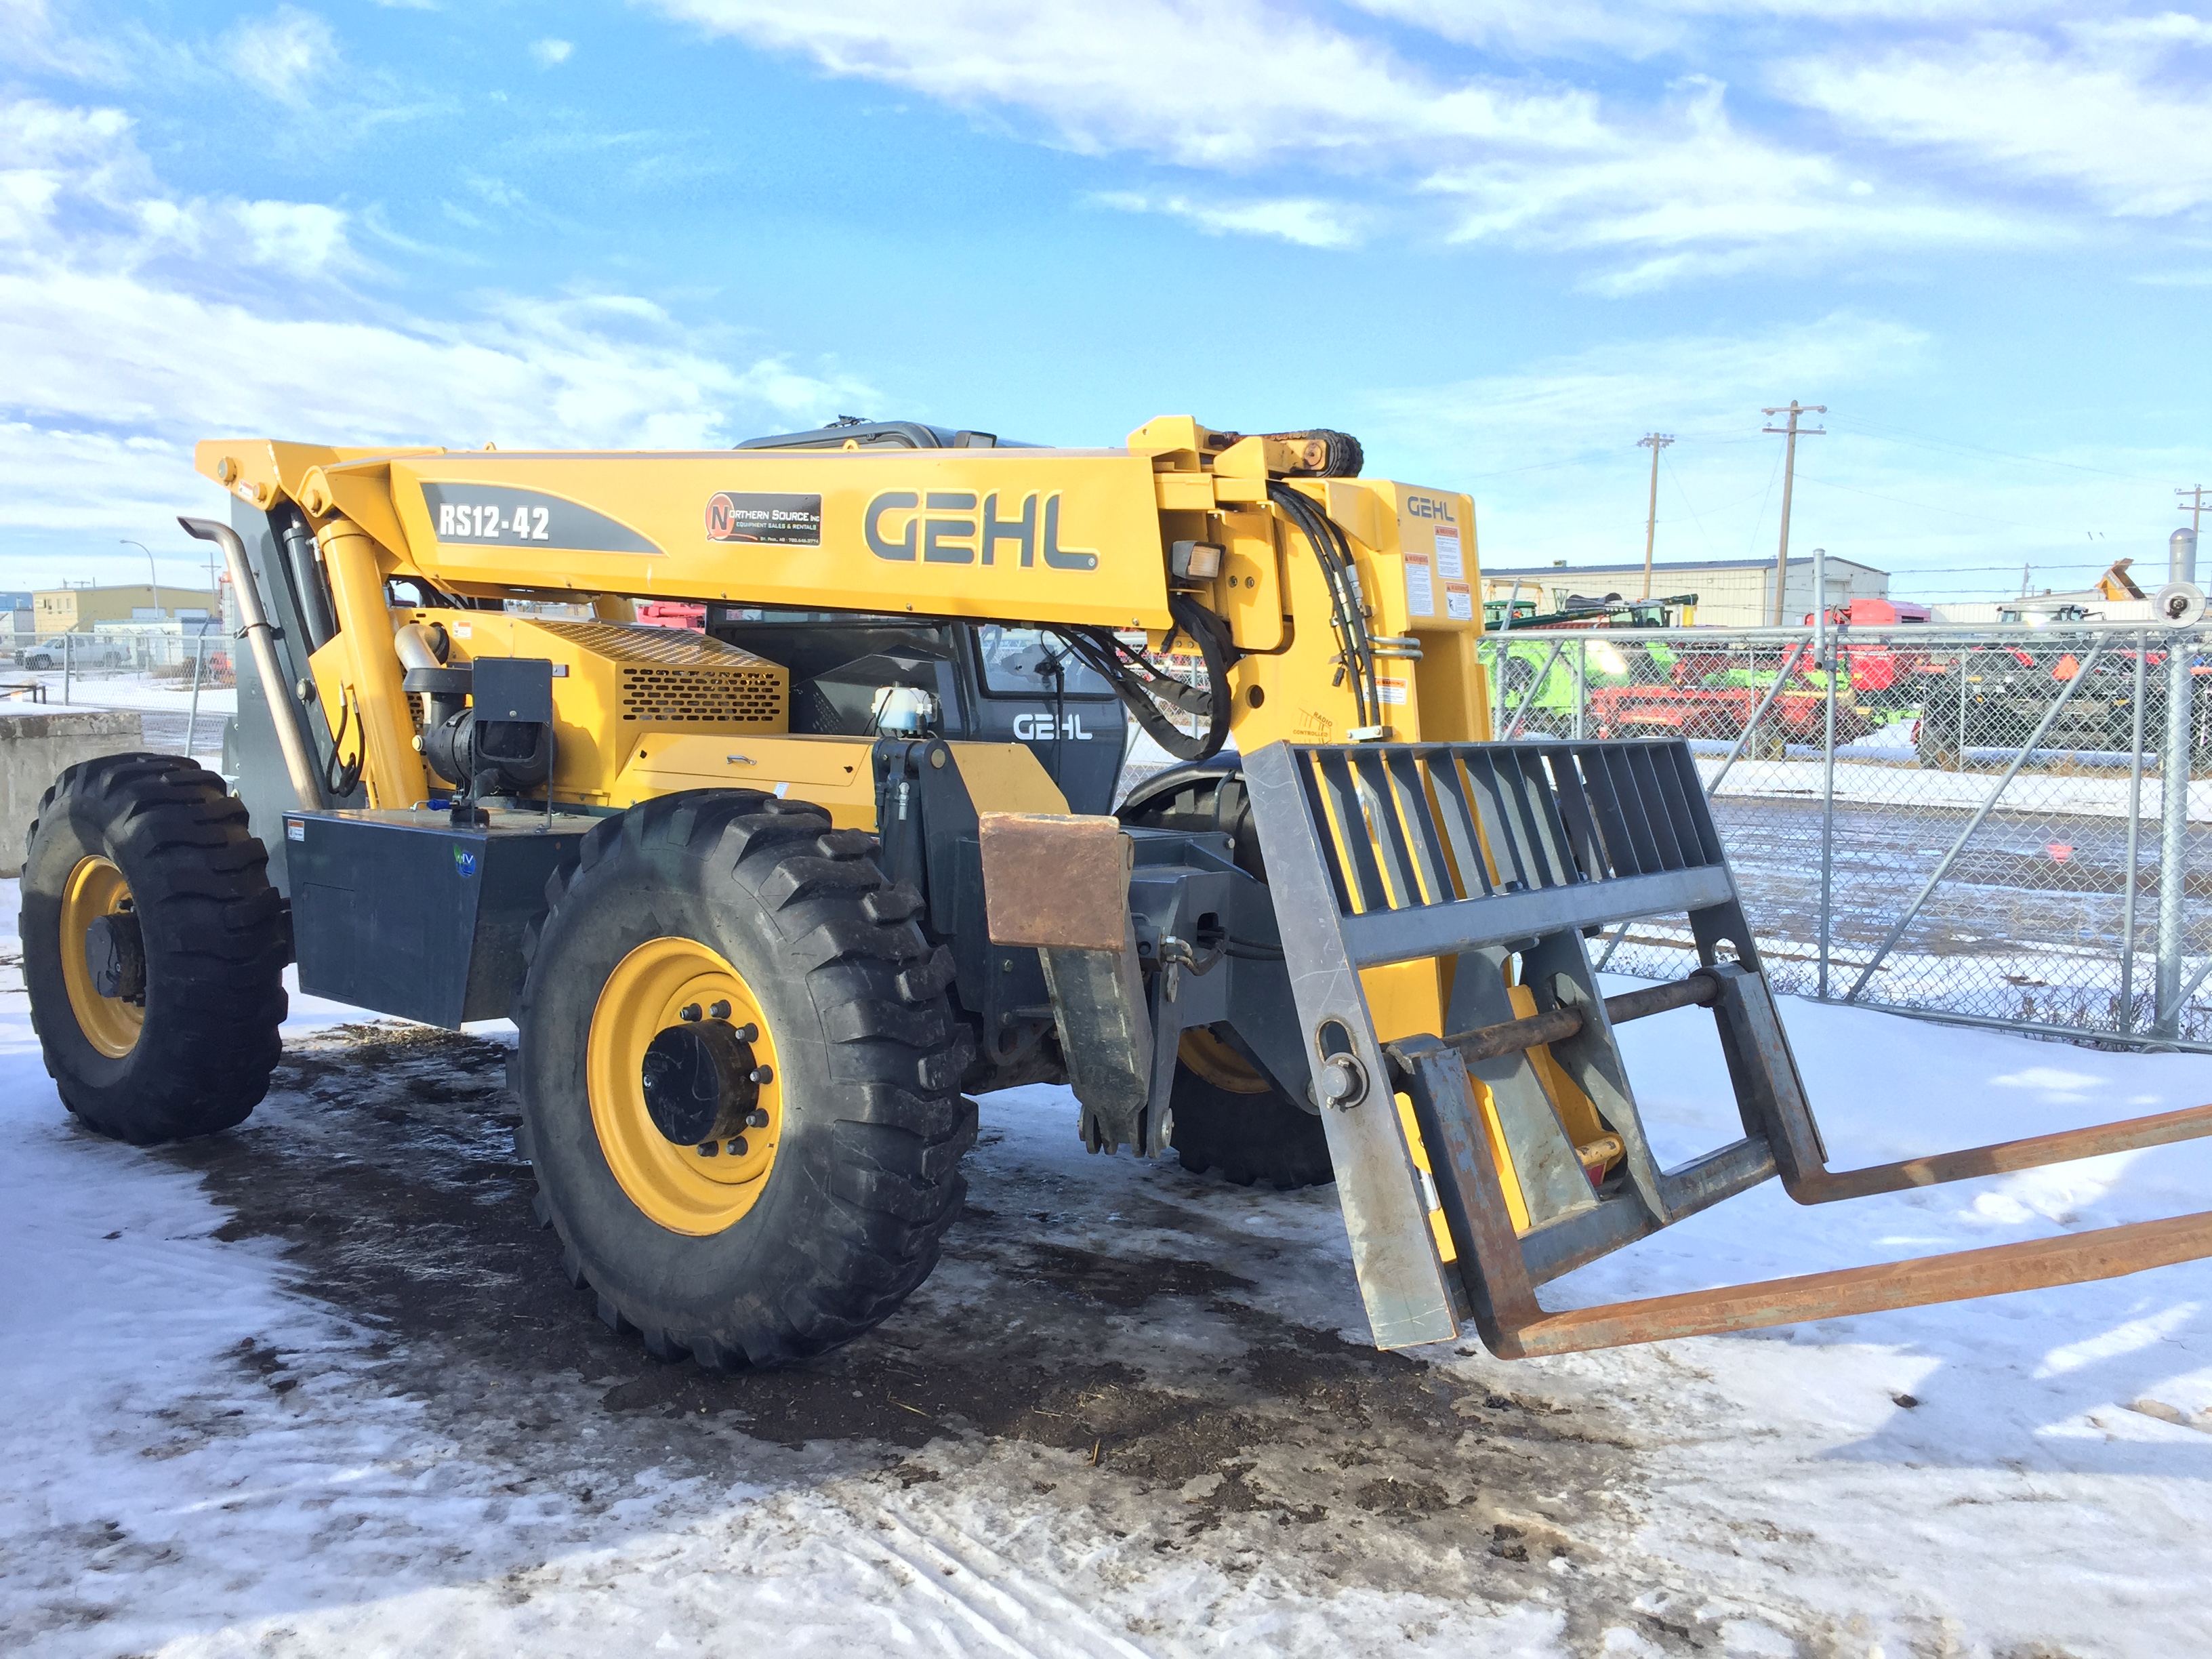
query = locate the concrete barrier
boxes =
[0,709,148,877]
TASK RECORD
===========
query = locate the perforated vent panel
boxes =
[530,620,757,668]
[617,664,782,724]
[527,618,785,727]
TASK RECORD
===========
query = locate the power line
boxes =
[1666,464,1722,559]
[1742,443,1785,563]
[1793,472,2035,527]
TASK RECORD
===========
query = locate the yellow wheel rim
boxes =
[1179,1026,1273,1095]
[586,936,783,1236]
[59,855,144,1059]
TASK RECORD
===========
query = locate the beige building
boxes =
[1481,556,1889,628]
[34,585,220,632]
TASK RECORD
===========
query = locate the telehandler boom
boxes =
[21,414,2212,1367]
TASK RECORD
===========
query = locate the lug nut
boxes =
[695,1141,719,1157]
[745,1107,769,1129]
[729,1136,749,1157]
[709,999,731,1019]
[733,1023,759,1042]
[680,1004,702,1022]
[750,1065,774,1086]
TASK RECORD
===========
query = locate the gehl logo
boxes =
[865,491,1097,570]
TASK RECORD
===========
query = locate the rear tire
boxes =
[512,790,976,1369]
[1169,1048,1334,1191]
[21,752,287,1143]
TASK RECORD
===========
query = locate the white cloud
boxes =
[650,0,1610,168]
[1778,22,2212,216]
[641,1,2211,283]
[531,38,574,67]
[1093,190,1362,249]
[224,7,339,108]
[1355,312,1931,562]
[0,96,873,544]
[229,199,354,276]
[641,0,2060,283]
[1353,1,2062,58]
[1370,312,1928,459]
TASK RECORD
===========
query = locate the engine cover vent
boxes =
[527,619,785,727]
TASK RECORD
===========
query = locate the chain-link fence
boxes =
[1476,621,2212,1050]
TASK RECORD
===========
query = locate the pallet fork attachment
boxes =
[1240,737,2212,1357]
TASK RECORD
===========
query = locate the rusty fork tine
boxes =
[1790,1101,2212,1204]
[1500,1209,2212,1357]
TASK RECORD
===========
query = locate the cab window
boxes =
[975,626,1113,698]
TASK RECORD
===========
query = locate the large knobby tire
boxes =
[1117,769,1332,1193]
[1915,710,1961,771]
[1168,1036,1334,1191]
[21,752,287,1143]
[511,790,977,1370]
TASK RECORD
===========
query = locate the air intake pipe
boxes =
[179,516,326,810]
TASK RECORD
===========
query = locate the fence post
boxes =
[185,632,206,758]
[2120,636,2148,1031]
[2154,629,2194,1039]
[62,631,71,704]
[1818,623,1837,1000]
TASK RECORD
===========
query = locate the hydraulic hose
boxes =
[1055,591,1235,764]
[1269,483,1383,735]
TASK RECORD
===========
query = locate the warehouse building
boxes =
[33,583,222,632]
[1480,555,1889,628]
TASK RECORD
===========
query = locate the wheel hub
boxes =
[59,855,145,1057]
[640,1021,762,1147]
[586,936,784,1235]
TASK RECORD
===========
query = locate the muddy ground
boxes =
[141,1021,1757,1654]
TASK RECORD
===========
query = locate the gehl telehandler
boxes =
[23,416,2212,1368]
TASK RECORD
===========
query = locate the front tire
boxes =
[21,753,287,1143]
[512,791,976,1369]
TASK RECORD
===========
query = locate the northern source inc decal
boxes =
[705,491,823,546]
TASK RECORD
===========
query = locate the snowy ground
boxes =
[3,875,2211,1657]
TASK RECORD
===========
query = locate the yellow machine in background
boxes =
[22,411,2212,1371]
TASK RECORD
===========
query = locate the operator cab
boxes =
[710,418,1126,812]
[736,416,1038,452]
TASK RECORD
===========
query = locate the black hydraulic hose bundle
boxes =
[1056,590,1237,764]
[1049,485,1383,763]
[1265,484,1380,739]
[1268,483,1383,735]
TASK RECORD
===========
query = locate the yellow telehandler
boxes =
[20,415,2212,1367]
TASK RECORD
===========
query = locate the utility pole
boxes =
[1761,401,1825,624]
[2182,485,2208,538]
[1637,433,1674,600]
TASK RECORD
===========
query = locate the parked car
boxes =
[16,635,126,670]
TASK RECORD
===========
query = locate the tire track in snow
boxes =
[836,1504,1155,1659]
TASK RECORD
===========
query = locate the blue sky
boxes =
[4,1,2209,602]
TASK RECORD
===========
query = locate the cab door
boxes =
[962,624,1128,815]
